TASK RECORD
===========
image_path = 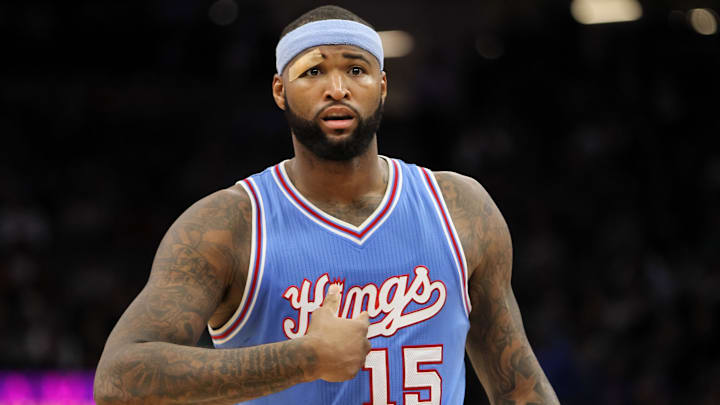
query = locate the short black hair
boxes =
[280,5,374,39]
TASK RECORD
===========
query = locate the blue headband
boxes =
[276,19,384,74]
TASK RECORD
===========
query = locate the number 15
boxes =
[363,345,443,405]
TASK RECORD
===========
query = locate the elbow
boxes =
[93,366,120,405]
[94,357,169,405]
[94,342,144,405]
[93,379,113,405]
[94,361,137,405]
[93,392,114,405]
[94,378,138,405]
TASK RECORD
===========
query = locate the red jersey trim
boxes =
[209,178,265,341]
[420,167,472,315]
[273,158,400,243]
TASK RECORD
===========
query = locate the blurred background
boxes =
[1,0,719,403]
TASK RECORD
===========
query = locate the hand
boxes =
[303,284,371,382]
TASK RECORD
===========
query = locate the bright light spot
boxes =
[688,8,718,35]
[378,30,414,58]
[571,0,643,25]
[208,0,238,26]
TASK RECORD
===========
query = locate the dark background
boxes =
[2,0,719,403]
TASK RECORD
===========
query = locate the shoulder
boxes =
[432,171,488,205]
[154,182,254,290]
[432,171,512,280]
[181,183,253,227]
[432,171,496,228]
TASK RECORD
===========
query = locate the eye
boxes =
[304,67,320,77]
[350,66,364,76]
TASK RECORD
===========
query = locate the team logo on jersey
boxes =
[281,266,447,339]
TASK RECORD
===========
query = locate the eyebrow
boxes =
[342,52,372,65]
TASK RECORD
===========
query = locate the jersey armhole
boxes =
[208,178,268,345]
[417,167,472,317]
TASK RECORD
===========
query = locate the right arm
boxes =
[94,186,369,404]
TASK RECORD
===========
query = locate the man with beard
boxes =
[94,5,559,405]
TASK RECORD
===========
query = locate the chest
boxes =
[257,201,460,334]
[209,160,472,348]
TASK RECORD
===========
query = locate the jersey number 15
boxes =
[363,345,443,405]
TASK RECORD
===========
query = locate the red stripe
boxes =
[360,160,399,235]
[212,179,262,340]
[421,168,471,313]
[274,160,399,240]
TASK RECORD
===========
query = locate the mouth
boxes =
[320,115,356,131]
[319,105,355,133]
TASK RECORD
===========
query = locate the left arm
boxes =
[435,172,559,405]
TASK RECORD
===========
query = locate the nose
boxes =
[324,71,350,101]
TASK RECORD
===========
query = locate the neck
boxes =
[286,135,386,205]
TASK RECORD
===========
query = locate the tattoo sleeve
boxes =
[435,172,560,405]
[94,187,318,404]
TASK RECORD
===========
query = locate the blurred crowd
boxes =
[1,1,719,404]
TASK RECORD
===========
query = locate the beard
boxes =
[284,95,384,161]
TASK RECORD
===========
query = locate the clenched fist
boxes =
[303,284,371,382]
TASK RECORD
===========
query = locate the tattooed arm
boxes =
[435,172,560,405]
[94,186,370,404]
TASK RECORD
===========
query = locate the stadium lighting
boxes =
[571,0,643,25]
[688,8,718,35]
[378,31,414,58]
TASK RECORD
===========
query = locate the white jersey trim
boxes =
[418,167,472,317]
[208,177,268,345]
[271,156,403,245]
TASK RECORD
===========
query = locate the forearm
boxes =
[473,341,558,405]
[435,171,559,403]
[94,338,317,405]
[467,294,559,405]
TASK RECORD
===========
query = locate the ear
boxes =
[272,73,286,110]
[380,71,388,103]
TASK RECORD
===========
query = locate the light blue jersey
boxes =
[209,157,472,405]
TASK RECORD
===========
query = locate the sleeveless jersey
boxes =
[208,157,472,405]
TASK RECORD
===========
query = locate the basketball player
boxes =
[94,5,559,405]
